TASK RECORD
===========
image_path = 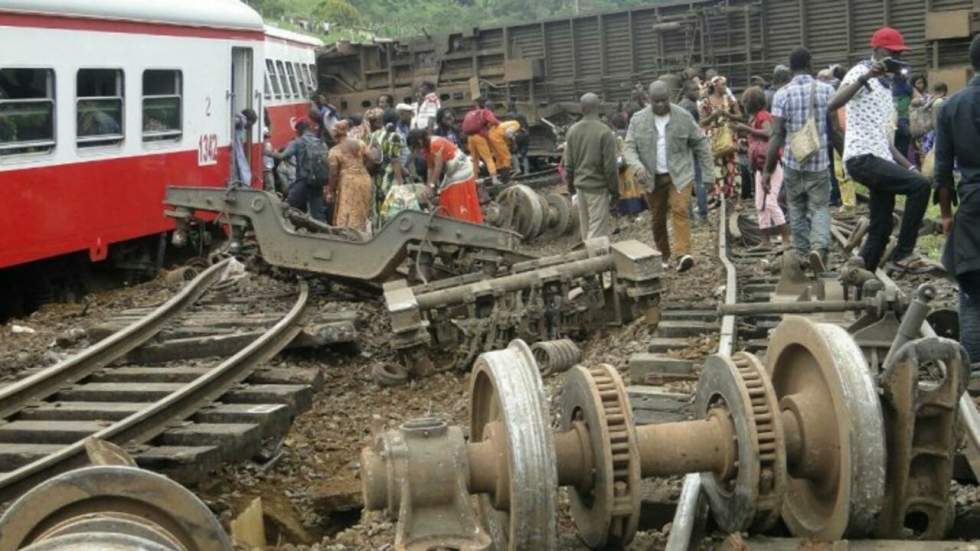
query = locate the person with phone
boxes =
[829,26,931,275]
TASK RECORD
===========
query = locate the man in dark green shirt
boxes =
[564,92,619,241]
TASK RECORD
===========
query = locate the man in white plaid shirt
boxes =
[762,47,837,271]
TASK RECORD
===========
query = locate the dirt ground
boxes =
[0,200,972,550]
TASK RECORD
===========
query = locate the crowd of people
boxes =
[564,27,979,364]
[248,27,979,364]
[566,26,958,277]
[257,84,530,234]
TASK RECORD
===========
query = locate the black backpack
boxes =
[296,135,329,188]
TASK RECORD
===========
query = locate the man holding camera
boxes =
[829,27,930,273]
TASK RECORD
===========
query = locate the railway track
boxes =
[0,259,317,504]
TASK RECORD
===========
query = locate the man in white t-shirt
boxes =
[829,27,930,273]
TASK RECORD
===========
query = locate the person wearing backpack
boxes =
[272,119,329,222]
[762,47,837,273]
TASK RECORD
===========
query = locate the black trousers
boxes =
[845,154,930,270]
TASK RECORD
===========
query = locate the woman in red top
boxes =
[406,130,484,224]
[732,87,790,249]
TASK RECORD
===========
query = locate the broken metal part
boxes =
[0,465,231,551]
[877,337,969,540]
[384,239,662,377]
[164,186,524,282]
[882,283,936,368]
[360,418,492,551]
[530,339,581,375]
[695,352,786,533]
[766,316,886,540]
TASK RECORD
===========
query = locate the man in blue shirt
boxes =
[935,34,980,365]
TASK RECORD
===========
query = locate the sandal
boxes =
[886,254,935,275]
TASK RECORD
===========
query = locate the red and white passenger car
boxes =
[262,25,322,149]
[0,0,322,311]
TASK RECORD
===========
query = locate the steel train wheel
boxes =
[0,466,230,551]
[558,364,642,548]
[497,185,544,239]
[766,316,886,540]
[469,340,558,550]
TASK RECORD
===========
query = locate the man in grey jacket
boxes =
[624,80,714,272]
[564,93,620,241]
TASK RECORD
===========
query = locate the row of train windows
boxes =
[0,67,182,157]
[264,60,316,101]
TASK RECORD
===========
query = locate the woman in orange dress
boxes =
[327,121,374,231]
[406,129,483,224]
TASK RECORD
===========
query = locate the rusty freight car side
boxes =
[316,0,978,153]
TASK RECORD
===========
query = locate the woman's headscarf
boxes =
[331,120,350,141]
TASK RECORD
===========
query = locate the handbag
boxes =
[788,81,821,164]
[921,149,936,179]
[712,125,737,159]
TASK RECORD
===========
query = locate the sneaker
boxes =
[677,255,695,273]
[808,250,826,274]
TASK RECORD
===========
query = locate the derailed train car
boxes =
[316,0,979,155]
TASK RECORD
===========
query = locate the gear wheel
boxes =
[730,352,786,530]
[559,364,641,548]
[695,353,786,533]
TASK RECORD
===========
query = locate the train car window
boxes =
[299,64,311,96]
[0,67,55,156]
[142,70,182,142]
[309,64,318,92]
[266,60,281,100]
[285,63,300,99]
[263,72,271,101]
[76,68,124,148]
[274,61,290,99]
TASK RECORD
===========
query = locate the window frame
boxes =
[298,64,311,96]
[285,62,300,99]
[0,66,57,157]
[265,59,281,100]
[75,67,125,149]
[308,63,318,93]
[141,68,183,143]
[274,61,291,99]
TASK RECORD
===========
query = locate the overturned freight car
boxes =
[315,0,978,156]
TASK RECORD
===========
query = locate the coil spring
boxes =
[531,339,582,376]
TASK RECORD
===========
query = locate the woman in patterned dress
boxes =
[327,121,374,231]
[699,75,742,201]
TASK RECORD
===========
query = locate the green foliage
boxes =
[250,0,660,43]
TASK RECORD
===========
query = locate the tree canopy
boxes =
[250,0,658,42]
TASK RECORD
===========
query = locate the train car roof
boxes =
[0,0,264,31]
[264,24,325,48]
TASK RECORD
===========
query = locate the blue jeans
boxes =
[960,273,980,367]
[782,166,831,258]
[287,180,328,222]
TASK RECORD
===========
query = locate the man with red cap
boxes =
[829,27,931,275]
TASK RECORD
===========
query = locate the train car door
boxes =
[229,47,254,186]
